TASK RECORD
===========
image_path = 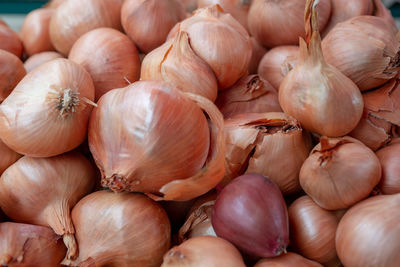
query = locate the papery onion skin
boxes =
[322,16,400,91]
[258,45,298,90]
[0,222,67,267]
[336,194,400,267]
[49,0,124,55]
[215,75,282,118]
[376,139,400,194]
[161,236,246,267]
[212,174,289,258]
[288,196,340,266]
[248,0,331,47]
[20,8,55,56]
[0,24,23,58]
[69,27,140,101]
[0,49,26,103]
[254,252,323,267]
[249,37,267,74]
[0,58,95,157]
[121,0,187,53]
[24,51,63,72]
[0,139,21,175]
[62,190,171,267]
[300,136,382,210]
[0,152,95,260]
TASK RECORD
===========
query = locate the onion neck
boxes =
[57,88,80,117]
[63,233,78,260]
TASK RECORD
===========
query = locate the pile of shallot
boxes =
[0,0,400,266]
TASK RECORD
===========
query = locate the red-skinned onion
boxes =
[0,24,23,58]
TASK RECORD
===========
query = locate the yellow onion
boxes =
[0,139,21,175]
[223,112,312,194]
[376,138,400,194]
[49,0,124,55]
[258,45,299,90]
[141,31,218,101]
[161,236,246,267]
[350,77,400,150]
[62,190,170,267]
[215,75,282,118]
[0,58,95,157]
[373,0,397,34]
[197,0,252,30]
[89,81,225,201]
[69,27,140,101]
[336,194,400,267]
[20,8,55,56]
[0,50,26,103]
[300,136,381,210]
[254,252,323,267]
[288,196,341,266]
[177,5,251,89]
[0,152,95,260]
[24,51,63,72]
[248,0,331,47]
[0,24,23,58]
[0,222,67,266]
[249,37,267,74]
[279,0,363,137]
[322,16,400,91]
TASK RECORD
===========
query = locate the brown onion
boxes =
[254,252,323,267]
[224,112,312,194]
[162,236,245,267]
[376,138,400,194]
[89,81,225,201]
[0,222,66,266]
[215,75,282,118]
[373,0,397,34]
[20,8,55,56]
[0,58,95,157]
[0,24,23,58]
[24,51,63,72]
[49,0,124,55]
[0,139,21,176]
[0,49,26,103]
[212,174,289,258]
[248,0,331,47]
[300,136,381,210]
[258,45,299,90]
[249,37,267,74]
[336,194,400,267]
[288,196,340,266]
[0,152,95,260]
[141,31,218,101]
[322,16,400,91]
[279,0,363,137]
[62,190,170,266]
[121,0,186,53]
[69,27,140,101]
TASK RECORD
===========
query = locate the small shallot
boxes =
[0,139,21,175]
[0,49,26,103]
[0,24,23,58]
[24,51,63,72]
[254,252,323,267]
[376,138,400,194]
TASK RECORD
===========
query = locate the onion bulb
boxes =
[0,24,23,58]
[249,37,267,74]
[0,58,95,157]
[322,16,400,91]
[215,75,282,118]
[49,0,124,55]
[300,136,381,210]
[89,81,225,201]
[24,51,63,72]
[336,194,400,267]
[212,174,289,258]
[224,112,312,194]
[0,222,66,266]
[288,196,340,266]
[279,0,363,137]
[248,0,331,47]
[0,49,26,103]
[20,8,55,56]
[69,27,140,101]
[0,139,21,176]
[161,236,246,267]
[141,31,218,101]
[121,0,187,54]
[254,252,323,267]
[376,138,400,194]
[258,45,299,90]
[62,190,170,267]
[0,152,95,260]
